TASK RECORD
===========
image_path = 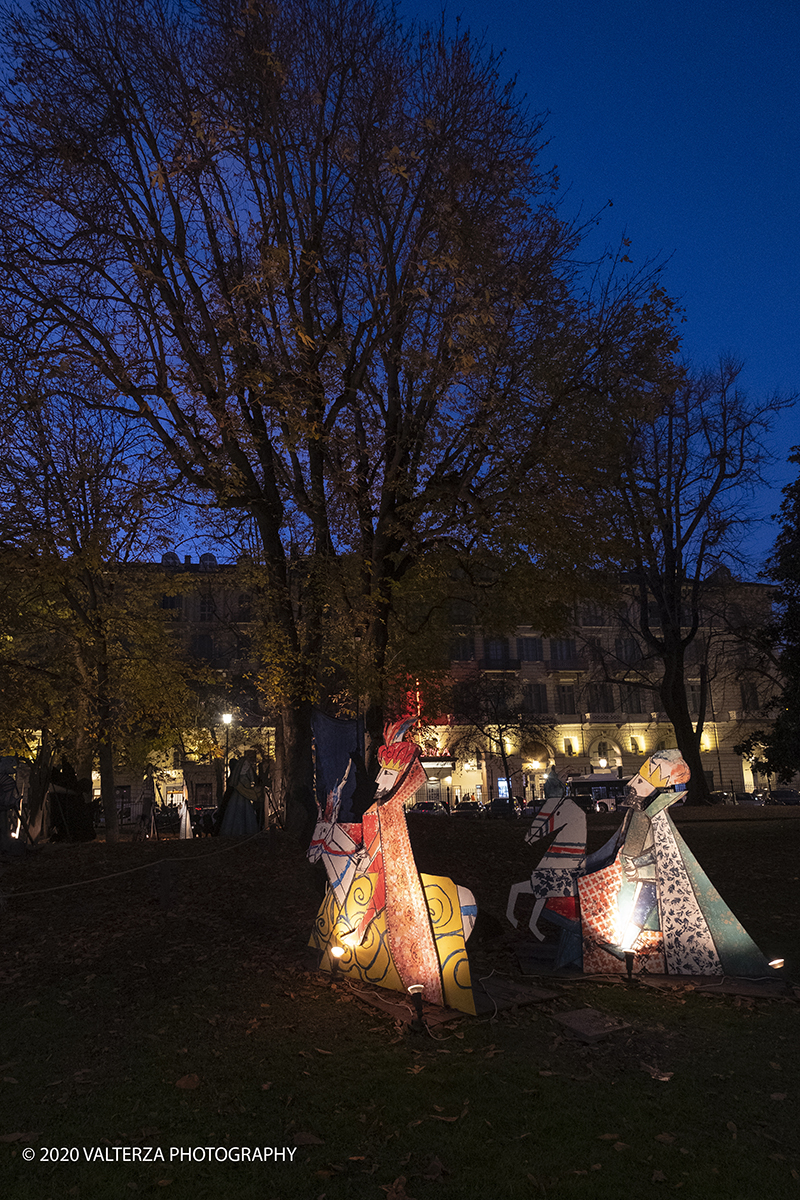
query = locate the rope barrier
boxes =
[1,829,269,898]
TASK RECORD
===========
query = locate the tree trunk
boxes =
[498,737,514,799]
[26,732,54,843]
[96,653,119,842]
[363,694,385,779]
[274,700,315,845]
[659,644,711,802]
[98,738,118,842]
[73,693,94,788]
[362,592,394,775]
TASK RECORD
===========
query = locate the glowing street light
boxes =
[222,712,233,786]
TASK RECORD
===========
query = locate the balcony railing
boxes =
[545,656,586,672]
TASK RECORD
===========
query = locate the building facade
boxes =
[94,556,780,815]
[420,581,776,806]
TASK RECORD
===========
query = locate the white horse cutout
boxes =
[506,774,587,939]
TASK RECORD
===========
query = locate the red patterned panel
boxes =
[579,856,664,975]
[377,797,444,1004]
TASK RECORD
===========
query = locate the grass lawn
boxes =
[0,814,798,1200]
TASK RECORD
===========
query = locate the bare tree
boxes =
[447,668,553,802]
[0,0,680,838]
[735,446,800,782]
[597,359,789,799]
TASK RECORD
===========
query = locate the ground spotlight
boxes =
[329,944,345,980]
[407,983,426,1032]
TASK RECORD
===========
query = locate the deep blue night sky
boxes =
[405,0,799,569]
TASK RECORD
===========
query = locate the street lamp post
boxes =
[222,712,233,790]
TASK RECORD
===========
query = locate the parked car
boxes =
[451,800,485,818]
[486,797,518,819]
[408,800,449,815]
[683,788,736,806]
[733,791,763,806]
[708,790,738,806]
[767,788,800,806]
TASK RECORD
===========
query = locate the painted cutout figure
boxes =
[309,717,477,1013]
[578,750,771,976]
[506,769,586,939]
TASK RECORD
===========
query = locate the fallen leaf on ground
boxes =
[175,1074,200,1090]
[379,1175,415,1199]
[293,1131,325,1145]
[422,1157,447,1180]
[640,1062,673,1081]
